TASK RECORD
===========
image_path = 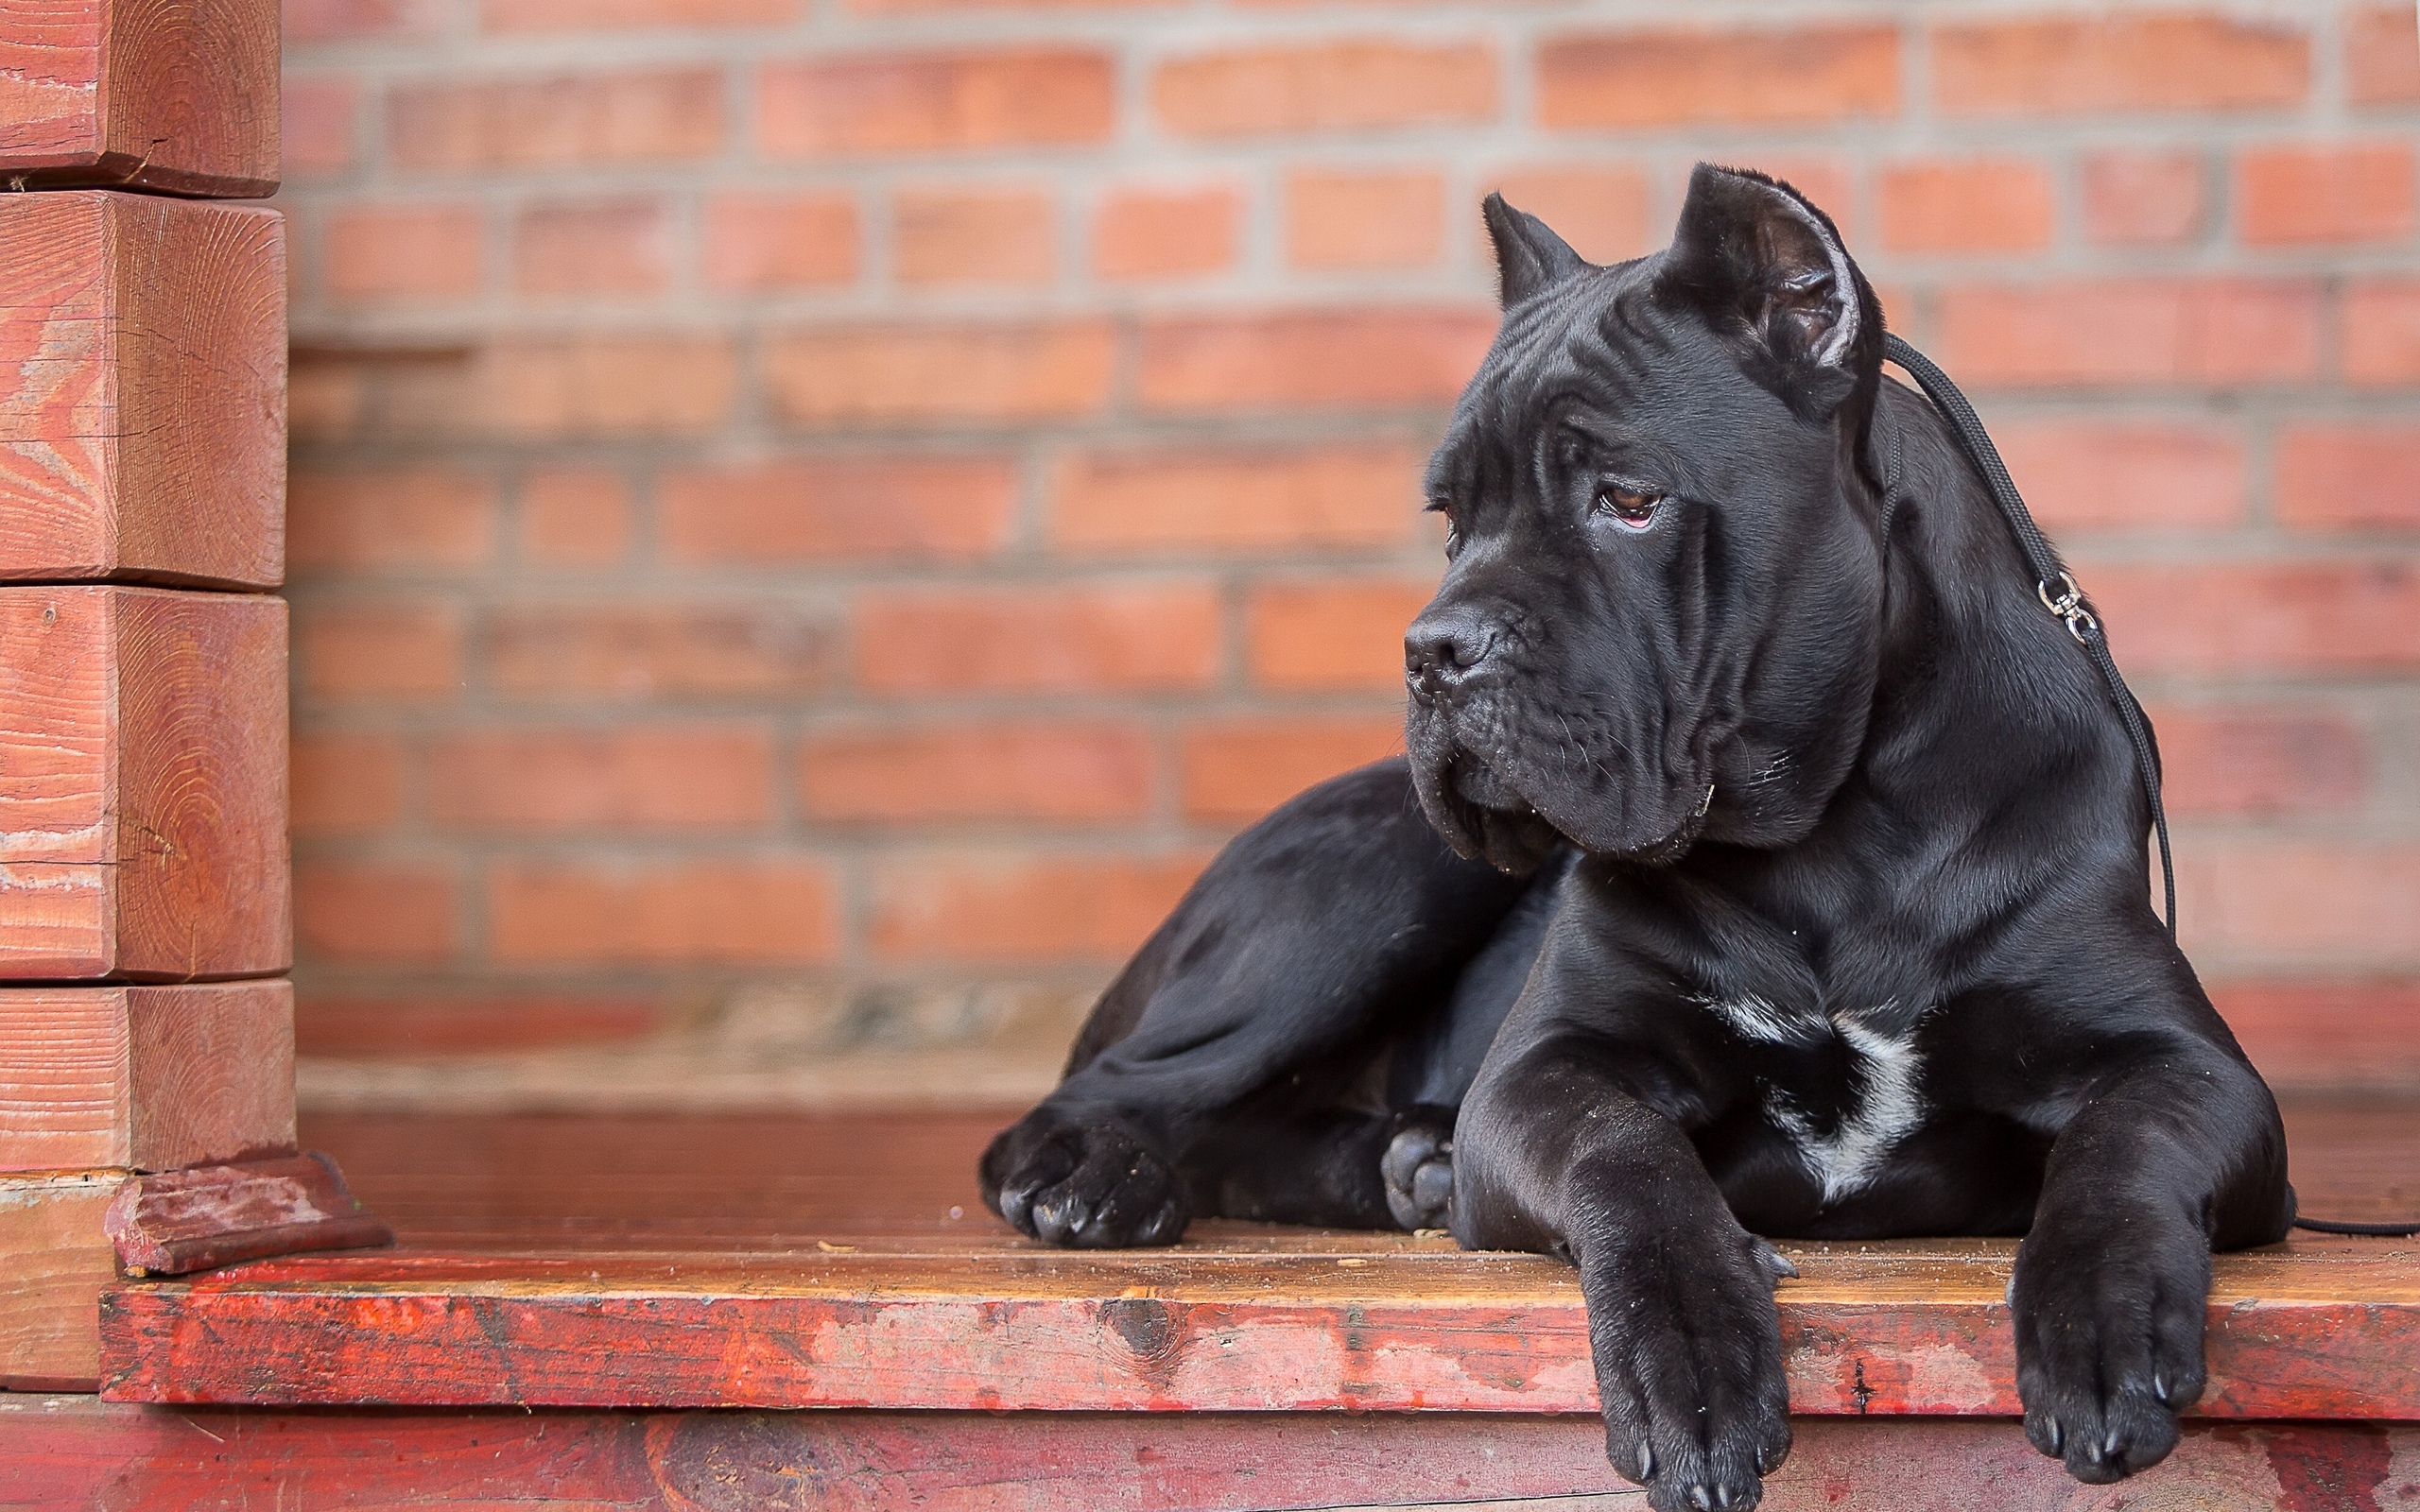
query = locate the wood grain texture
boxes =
[0,192,285,588]
[5,1400,2414,1512]
[0,587,289,980]
[0,0,278,196]
[95,1230,2420,1418]
[0,1172,120,1390]
[0,981,296,1174]
[103,1151,390,1276]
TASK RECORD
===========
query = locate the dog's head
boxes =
[1407,163,1891,874]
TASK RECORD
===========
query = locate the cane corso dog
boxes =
[980,164,2293,1511]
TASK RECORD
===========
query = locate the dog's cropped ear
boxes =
[1655,163,1881,420]
[1484,193,1588,308]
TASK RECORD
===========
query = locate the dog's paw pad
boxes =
[1381,1109,1457,1231]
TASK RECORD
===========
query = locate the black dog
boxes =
[980,164,2293,1512]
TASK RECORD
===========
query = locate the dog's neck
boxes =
[1851,379,2149,869]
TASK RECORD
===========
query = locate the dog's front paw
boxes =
[979,1107,1189,1247]
[1381,1105,1458,1230]
[2013,1210,2211,1484]
[1582,1221,1796,1512]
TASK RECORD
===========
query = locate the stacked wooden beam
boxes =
[0,0,380,1391]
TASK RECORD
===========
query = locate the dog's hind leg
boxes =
[981,758,1536,1247]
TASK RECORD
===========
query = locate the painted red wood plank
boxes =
[95,1236,2420,1419]
[4,1397,2413,1511]
[0,981,296,1174]
[0,192,285,588]
[0,1172,120,1389]
[105,1152,392,1276]
[0,586,289,980]
[0,0,278,196]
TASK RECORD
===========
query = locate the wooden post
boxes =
[0,0,386,1394]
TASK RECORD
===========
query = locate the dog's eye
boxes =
[1595,486,1662,526]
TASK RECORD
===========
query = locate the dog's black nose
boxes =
[1405,608,1495,699]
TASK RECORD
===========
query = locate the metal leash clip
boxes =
[2035,571,2099,644]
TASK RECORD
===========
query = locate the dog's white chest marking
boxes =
[1700,996,1929,1205]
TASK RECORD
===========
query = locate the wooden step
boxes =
[7,1395,2414,1511]
[95,1102,2420,1420]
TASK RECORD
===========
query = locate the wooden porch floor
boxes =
[9,1098,2414,1509]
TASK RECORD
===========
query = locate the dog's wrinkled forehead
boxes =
[1426,258,1680,497]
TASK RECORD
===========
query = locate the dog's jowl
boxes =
[980,163,2293,1512]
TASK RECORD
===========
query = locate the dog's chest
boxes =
[1698,995,1931,1205]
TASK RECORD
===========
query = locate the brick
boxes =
[1051,442,1424,554]
[487,604,836,701]
[2343,279,2420,385]
[2347,5,2420,105]
[483,0,799,30]
[285,0,443,43]
[2236,143,2416,247]
[2211,982,2420,1090]
[388,69,723,171]
[295,861,458,968]
[1136,309,1495,413]
[289,470,497,574]
[1487,166,1653,264]
[893,185,1055,287]
[868,851,1210,963]
[297,602,463,704]
[1154,41,1496,137]
[702,193,857,290]
[759,50,1113,157]
[518,469,633,568]
[322,204,484,302]
[297,993,666,1057]
[1287,169,1443,271]
[390,336,738,440]
[512,198,674,297]
[2178,841,2420,967]
[660,456,1016,564]
[855,582,1222,695]
[2149,706,2365,816]
[1094,185,1239,281]
[764,322,1115,427]
[1180,715,1405,822]
[1931,14,2308,114]
[291,732,406,839]
[428,726,775,832]
[1540,24,1896,129]
[1247,578,1435,691]
[1934,279,2321,387]
[2083,149,2206,246]
[1878,158,2054,253]
[289,358,366,445]
[799,721,1152,823]
[2275,425,2420,529]
[283,77,357,178]
[489,860,840,967]
[1991,421,2245,530]
[2084,559,2420,675]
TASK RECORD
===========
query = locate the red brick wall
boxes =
[279,1,2420,1092]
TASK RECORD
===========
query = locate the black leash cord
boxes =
[1888,335,2420,1241]
[1882,335,2177,940]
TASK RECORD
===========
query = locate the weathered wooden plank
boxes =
[0,586,289,980]
[0,1172,120,1389]
[95,1234,2420,1418]
[0,0,278,196]
[0,192,285,588]
[105,1151,391,1276]
[4,1399,2413,1511]
[0,981,295,1174]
